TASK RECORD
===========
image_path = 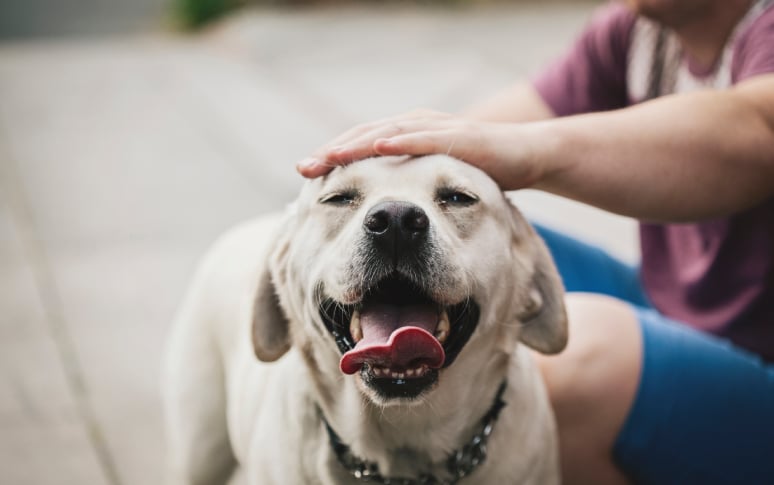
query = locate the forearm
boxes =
[529,77,774,221]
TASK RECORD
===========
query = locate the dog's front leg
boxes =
[163,281,237,485]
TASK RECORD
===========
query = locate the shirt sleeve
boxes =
[732,4,774,83]
[532,3,636,116]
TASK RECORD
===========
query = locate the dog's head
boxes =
[253,155,566,404]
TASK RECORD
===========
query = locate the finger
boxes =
[298,111,455,179]
[300,121,393,179]
[296,157,333,178]
[314,122,382,157]
[325,117,459,163]
[372,130,461,157]
[324,123,413,163]
[298,130,442,179]
[312,109,450,158]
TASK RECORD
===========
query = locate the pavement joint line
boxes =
[152,46,302,201]
[245,58,359,133]
[0,131,124,485]
[167,71,296,200]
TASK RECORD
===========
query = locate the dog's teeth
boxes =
[372,366,435,379]
[435,310,450,343]
[350,310,363,343]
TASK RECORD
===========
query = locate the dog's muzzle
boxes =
[319,201,480,400]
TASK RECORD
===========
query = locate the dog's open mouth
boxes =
[319,273,480,399]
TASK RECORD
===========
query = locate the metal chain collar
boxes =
[322,381,508,485]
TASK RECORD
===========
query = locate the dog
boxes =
[163,154,567,485]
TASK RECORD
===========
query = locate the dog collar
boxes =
[321,381,507,485]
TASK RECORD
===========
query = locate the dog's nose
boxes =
[364,201,429,257]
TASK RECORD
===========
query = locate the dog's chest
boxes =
[229,344,558,485]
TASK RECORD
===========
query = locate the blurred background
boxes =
[0,0,635,483]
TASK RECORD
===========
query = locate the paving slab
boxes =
[0,186,110,485]
[0,40,297,251]
[47,242,208,485]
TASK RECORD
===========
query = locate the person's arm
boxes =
[301,74,774,222]
[531,74,774,221]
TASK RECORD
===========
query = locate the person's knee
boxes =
[534,293,642,484]
[537,293,641,410]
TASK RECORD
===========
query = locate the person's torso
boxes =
[630,0,774,360]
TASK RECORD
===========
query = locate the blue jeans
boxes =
[534,224,774,485]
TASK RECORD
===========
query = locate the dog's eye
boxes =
[319,191,358,206]
[437,189,478,207]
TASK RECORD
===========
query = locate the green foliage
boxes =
[176,0,236,29]
[174,0,496,30]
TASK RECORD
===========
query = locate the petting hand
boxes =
[296,109,548,191]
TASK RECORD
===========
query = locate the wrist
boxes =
[487,121,566,191]
[524,119,574,192]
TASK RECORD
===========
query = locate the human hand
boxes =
[296,110,547,191]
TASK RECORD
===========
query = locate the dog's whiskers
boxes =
[444,135,458,157]
[418,393,441,419]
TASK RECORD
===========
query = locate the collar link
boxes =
[321,381,508,485]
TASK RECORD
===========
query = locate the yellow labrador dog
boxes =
[163,155,567,485]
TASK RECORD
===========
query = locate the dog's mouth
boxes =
[319,273,480,399]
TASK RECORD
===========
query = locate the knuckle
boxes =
[389,122,405,134]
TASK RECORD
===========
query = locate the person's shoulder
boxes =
[737,2,774,44]
[732,3,774,82]
[531,2,637,116]
[578,2,639,63]
[747,2,774,29]
[586,2,638,38]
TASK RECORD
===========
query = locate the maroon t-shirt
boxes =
[533,2,774,360]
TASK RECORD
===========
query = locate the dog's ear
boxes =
[251,222,293,362]
[508,202,568,355]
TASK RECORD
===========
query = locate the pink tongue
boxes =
[339,303,445,375]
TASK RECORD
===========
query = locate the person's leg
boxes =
[612,307,774,484]
[535,293,774,485]
[534,293,640,485]
[533,223,650,307]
